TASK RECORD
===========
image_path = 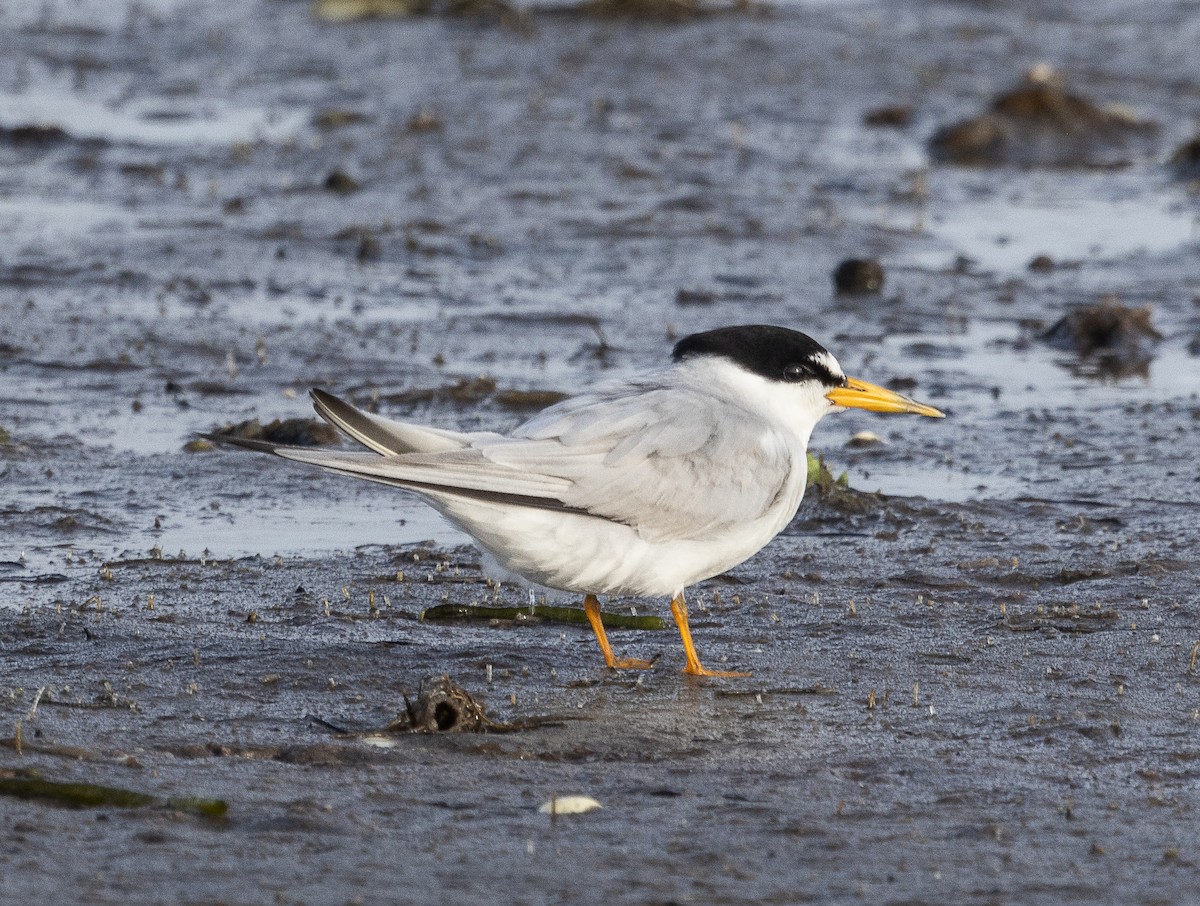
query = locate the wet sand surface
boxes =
[2,0,1200,903]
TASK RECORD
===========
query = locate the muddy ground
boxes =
[2,0,1200,903]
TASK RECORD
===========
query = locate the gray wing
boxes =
[275,447,573,502]
[214,390,561,510]
[476,380,796,542]
[240,383,794,542]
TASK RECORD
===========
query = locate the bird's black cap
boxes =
[672,325,843,386]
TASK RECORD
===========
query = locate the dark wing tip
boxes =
[197,433,288,455]
[310,387,357,425]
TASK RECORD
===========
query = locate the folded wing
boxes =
[481,380,794,542]
[295,383,795,543]
[276,447,572,503]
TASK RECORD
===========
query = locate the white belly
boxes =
[422,474,806,598]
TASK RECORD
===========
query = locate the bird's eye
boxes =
[783,364,808,382]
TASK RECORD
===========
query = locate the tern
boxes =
[216,325,943,676]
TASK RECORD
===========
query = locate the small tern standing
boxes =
[217,325,943,676]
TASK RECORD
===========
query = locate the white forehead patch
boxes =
[813,351,844,380]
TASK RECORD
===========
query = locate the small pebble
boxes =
[323,169,361,194]
[833,258,885,295]
[862,105,912,128]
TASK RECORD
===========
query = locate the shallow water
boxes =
[0,88,307,147]
[919,175,1200,274]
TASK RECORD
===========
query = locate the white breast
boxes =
[423,455,808,598]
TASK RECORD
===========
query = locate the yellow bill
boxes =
[826,377,944,418]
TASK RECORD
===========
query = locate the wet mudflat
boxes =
[2,0,1200,903]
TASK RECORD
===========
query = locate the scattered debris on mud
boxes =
[803,452,880,515]
[377,377,568,412]
[382,674,568,733]
[832,258,885,295]
[387,675,497,732]
[929,66,1159,168]
[1168,134,1200,181]
[0,124,72,147]
[316,0,518,21]
[207,417,341,447]
[0,771,227,817]
[315,0,748,21]
[1040,295,1162,375]
[862,105,912,129]
[322,168,362,194]
[565,0,732,21]
[539,794,602,816]
[421,602,665,630]
[845,430,883,448]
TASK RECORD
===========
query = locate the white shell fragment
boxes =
[539,795,602,816]
[359,734,399,749]
[846,430,884,448]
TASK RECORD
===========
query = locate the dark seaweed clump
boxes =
[929,68,1158,168]
[1040,297,1162,377]
[212,418,341,447]
[1168,135,1200,181]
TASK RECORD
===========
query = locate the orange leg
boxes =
[671,593,751,678]
[584,594,655,670]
